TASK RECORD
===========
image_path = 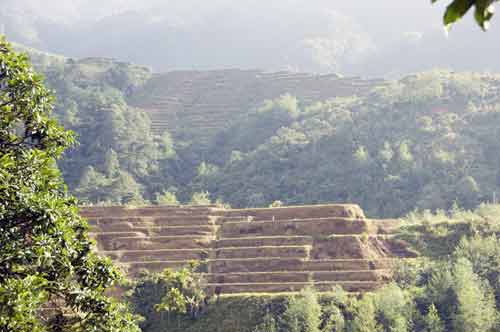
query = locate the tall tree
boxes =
[0,37,139,331]
[423,304,445,332]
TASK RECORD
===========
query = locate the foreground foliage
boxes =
[0,37,139,332]
[127,262,207,331]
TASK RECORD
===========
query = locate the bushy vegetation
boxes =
[40,57,180,205]
[204,72,500,217]
[126,262,207,332]
[27,55,500,218]
[0,37,139,332]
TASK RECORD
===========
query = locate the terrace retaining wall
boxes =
[82,204,414,294]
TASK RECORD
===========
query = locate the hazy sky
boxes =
[3,0,497,76]
[2,0,448,28]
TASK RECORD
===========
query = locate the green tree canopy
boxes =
[0,37,139,332]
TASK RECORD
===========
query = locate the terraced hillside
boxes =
[128,70,386,142]
[82,204,414,295]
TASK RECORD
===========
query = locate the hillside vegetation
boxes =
[203,72,500,217]
[30,52,500,217]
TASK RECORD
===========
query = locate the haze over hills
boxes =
[3,0,500,76]
[5,5,500,332]
[18,49,500,218]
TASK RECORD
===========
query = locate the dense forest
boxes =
[204,73,500,217]
[23,48,500,218]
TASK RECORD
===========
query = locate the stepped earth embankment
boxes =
[127,69,386,142]
[82,204,414,295]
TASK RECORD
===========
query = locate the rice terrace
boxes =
[84,204,415,294]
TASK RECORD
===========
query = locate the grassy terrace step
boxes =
[314,235,417,259]
[90,219,216,232]
[102,249,211,262]
[80,205,220,218]
[120,261,195,276]
[207,281,380,294]
[219,217,369,237]
[94,235,212,251]
[90,232,149,242]
[92,225,217,235]
[122,258,394,276]
[212,258,394,273]
[216,204,366,221]
[88,215,216,227]
[221,218,363,227]
[94,235,407,260]
[214,246,310,259]
[312,270,390,282]
[206,270,388,284]
[208,271,310,284]
[215,236,313,248]
[310,236,396,260]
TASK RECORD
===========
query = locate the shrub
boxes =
[190,191,212,205]
[282,288,321,332]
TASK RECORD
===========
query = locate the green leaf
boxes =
[0,36,140,332]
[443,0,475,30]
[474,0,495,30]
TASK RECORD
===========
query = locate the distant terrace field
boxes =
[82,204,414,295]
[127,69,386,143]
